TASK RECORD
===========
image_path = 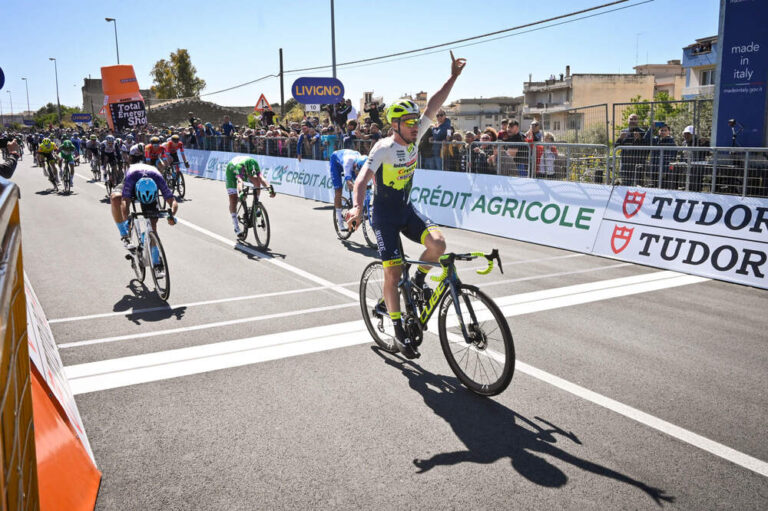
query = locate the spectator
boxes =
[260,109,276,128]
[364,101,385,127]
[345,99,358,124]
[343,120,358,150]
[483,127,498,142]
[525,120,543,142]
[473,134,494,174]
[426,109,451,170]
[321,127,339,159]
[650,124,677,188]
[507,120,528,177]
[535,132,558,179]
[614,114,651,185]
[441,132,465,172]
[418,130,434,169]
[334,100,352,131]
[681,125,710,192]
[221,115,235,151]
[0,139,20,179]
[368,123,382,144]
[497,119,510,142]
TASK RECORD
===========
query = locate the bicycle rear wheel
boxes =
[147,231,171,301]
[236,197,249,241]
[176,171,186,198]
[359,261,398,353]
[362,203,377,249]
[252,202,270,249]
[438,284,514,396]
[334,195,353,240]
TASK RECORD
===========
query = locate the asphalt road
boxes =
[13,156,768,510]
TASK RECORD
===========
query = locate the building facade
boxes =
[681,36,717,99]
[634,60,686,99]
[444,96,523,133]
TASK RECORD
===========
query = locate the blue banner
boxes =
[23,120,35,126]
[0,67,4,91]
[714,0,768,147]
[71,113,92,123]
[291,77,344,104]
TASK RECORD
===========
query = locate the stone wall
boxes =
[147,99,253,127]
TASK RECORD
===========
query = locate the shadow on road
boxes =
[113,280,186,325]
[340,239,378,258]
[235,241,287,261]
[371,347,675,507]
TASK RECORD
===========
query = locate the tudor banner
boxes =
[100,65,147,131]
[593,187,768,289]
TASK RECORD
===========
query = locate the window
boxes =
[364,92,372,103]
[700,69,714,86]
[543,119,550,130]
[553,121,561,131]
[567,113,583,130]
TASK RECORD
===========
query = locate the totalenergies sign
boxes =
[291,77,344,104]
[100,65,147,131]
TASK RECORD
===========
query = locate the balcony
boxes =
[523,79,572,93]
[681,84,715,98]
[522,102,572,114]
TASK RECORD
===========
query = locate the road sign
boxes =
[23,120,35,126]
[254,94,272,112]
[71,113,93,123]
[305,104,321,112]
[291,77,344,104]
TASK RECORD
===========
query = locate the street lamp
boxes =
[105,18,120,64]
[49,58,61,124]
[6,91,13,124]
[21,78,31,122]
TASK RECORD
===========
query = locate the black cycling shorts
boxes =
[372,204,440,267]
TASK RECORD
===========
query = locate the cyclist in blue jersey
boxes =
[346,53,466,359]
[329,149,367,232]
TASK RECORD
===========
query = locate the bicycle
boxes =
[104,160,123,197]
[43,157,59,191]
[235,181,273,249]
[89,152,100,180]
[163,160,186,199]
[60,158,74,194]
[335,185,375,248]
[359,247,514,396]
[125,203,173,301]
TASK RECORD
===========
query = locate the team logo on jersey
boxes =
[610,225,634,254]
[622,190,646,219]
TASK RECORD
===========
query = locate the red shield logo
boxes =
[622,190,646,219]
[610,225,634,254]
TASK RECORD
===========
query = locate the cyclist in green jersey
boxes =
[346,53,466,359]
[58,139,77,187]
[225,156,275,234]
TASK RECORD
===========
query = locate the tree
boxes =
[33,103,83,128]
[150,49,206,99]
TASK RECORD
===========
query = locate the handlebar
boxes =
[430,249,503,283]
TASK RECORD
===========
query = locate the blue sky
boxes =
[0,0,719,113]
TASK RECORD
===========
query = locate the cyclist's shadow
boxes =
[372,348,675,507]
[113,280,186,325]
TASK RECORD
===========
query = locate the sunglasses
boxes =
[401,118,419,127]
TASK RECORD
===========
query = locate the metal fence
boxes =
[612,145,768,197]
[542,103,609,145]
[612,98,713,147]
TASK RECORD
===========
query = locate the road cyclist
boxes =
[58,138,77,192]
[225,155,275,236]
[328,148,367,236]
[37,138,60,190]
[346,52,466,360]
[145,136,167,171]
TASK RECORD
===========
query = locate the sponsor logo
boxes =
[269,165,288,185]
[610,225,634,254]
[120,77,137,84]
[622,190,646,219]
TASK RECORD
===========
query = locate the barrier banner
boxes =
[100,65,145,132]
[593,187,768,289]
[25,274,95,461]
[410,170,612,253]
[186,149,337,203]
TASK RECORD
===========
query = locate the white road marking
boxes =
[177,218,359,300]
[58,302,357,349]
[64,270,768,479]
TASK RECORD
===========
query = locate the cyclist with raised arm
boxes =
[328,148,367,232]
[110,144,178,271]
[346,53,466,359]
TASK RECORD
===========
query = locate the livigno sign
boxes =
[291,77,344,104]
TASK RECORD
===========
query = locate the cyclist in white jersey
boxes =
[346,53,466,359]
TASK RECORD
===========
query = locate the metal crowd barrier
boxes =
[0,178,39,510]
[612,146,768,197]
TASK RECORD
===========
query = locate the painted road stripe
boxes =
[57,270,690,349]
[177,218,359,300]
[58,302,357,349]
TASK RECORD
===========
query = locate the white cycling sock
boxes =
[335,208,344,225]
[231,212,238,227]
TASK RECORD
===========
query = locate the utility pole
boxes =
[279,48,285,117]
[105,18,120,64]
[22,78,31,121]
[330,0,337,79]
[49,58,61,124]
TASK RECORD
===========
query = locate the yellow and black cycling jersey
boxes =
[37,141,58,154]
[365,114,432,211]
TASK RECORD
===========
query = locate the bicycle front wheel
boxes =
[362,203,377,249]
[147,231,171,301]
[334,195,353,240]
[236,198,249,241]
[62,166,71,193]
[438,284,514,396]
[252,202,270,249]
[176,171,186,198]
[129,221,146,283]
[359,261,398,353]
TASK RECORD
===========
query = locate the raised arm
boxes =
[423,52,466,120]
